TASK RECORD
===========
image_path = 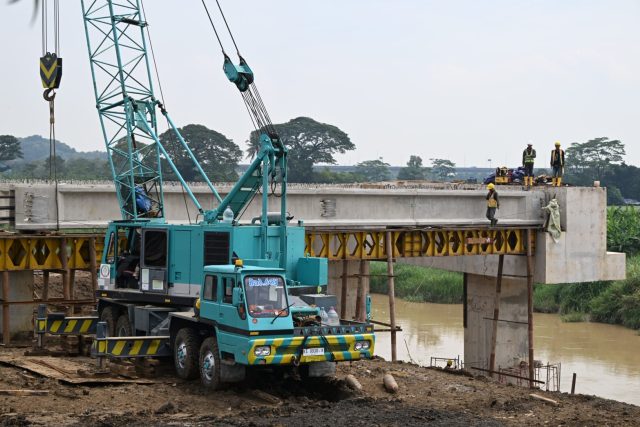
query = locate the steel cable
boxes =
[141,0,192,222]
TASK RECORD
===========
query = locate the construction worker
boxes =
[522,142,536,188]
[486,183,499,226]
[550,141,565,186]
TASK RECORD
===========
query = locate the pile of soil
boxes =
[0,348,637,426]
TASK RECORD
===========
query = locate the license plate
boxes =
[303,347,325,357]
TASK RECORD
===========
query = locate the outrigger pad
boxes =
[307,361,336,378]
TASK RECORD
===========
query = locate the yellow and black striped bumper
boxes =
[36,317,98,335]
[93,336,171,358]
[247,333,375,365]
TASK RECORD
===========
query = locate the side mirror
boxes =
[232,287,244,307]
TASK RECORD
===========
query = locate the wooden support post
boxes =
[354,260,366,321]
[2,271,9,345]
[526,229,535,388]
[42,271,50,302]
[60,238,71,315]
[69,270,76,315]
[89,237,98,297]
[385,231,397,362]
[571,373,577,394]
[60,238,70,299]
[340,259,349,319]
[489,254,504,376]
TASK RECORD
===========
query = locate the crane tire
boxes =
[174,328,201,380]
[100,306,116,337]
[115,313,132,337]
[199,337,223,390]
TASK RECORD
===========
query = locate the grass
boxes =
[561,312,588,322]
[589,255,640,330]
[369,262,462,304]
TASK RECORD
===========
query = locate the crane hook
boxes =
[43,88,56,102]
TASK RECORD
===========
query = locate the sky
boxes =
[1,0,639,168]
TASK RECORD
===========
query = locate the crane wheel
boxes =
[174,328,201,380]
[115,313,132,337]
[100,306,116,337]
[199,337,223,390]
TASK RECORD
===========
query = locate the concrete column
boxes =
[465,273,528,371]
[0,271,35,341]
[327,260,369,320]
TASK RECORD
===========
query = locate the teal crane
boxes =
[81,0,287,262]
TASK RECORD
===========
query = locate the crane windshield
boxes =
[243,276,288,318]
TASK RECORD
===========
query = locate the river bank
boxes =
[369,255,640,331]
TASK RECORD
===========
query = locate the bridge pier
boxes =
[464,273,530,374]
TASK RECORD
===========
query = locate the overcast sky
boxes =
[1,0,639,167]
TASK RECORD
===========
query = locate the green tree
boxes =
[0,135,23,162]
[605,164,640,203]
[397,155,428,180]
[430,158,456,181]
[160,124,242,182]
[63,158,111,180]
[45,155,66,178]
[247,117,355,183]
[314,167,363,184]
[607,185,625,206]
[565,137,625,184]
[355,158,392,182]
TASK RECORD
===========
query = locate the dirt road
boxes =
[0,346,637,427]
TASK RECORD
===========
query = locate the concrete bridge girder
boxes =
[11,183,545,229]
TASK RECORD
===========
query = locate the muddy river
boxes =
[370,293,640,406]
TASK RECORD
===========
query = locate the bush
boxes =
[369,262,463,304]
[534,282,610,315]
[590,256,640,329]
[533,285,560,313]
[607,207,640,254]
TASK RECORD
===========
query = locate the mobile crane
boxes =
[34,0,374,389]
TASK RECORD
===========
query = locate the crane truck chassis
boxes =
[37,219,375,388]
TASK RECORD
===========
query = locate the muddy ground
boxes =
[0,344,637,427]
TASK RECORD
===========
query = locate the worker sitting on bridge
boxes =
[550,141,565,187]
[486,183,500,227]
[522,142,536,188]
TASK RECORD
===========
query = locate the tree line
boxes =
[0,118,458,184]
[563,137,636,205]
[1,127,637,205]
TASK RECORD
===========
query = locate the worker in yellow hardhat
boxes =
[522,142,536,188]
[486,183,500,227]
[550,141,565,187]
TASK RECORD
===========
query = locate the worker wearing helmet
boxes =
[522,142,536,188]
[550,141,565,186]
[486,183,500,227]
